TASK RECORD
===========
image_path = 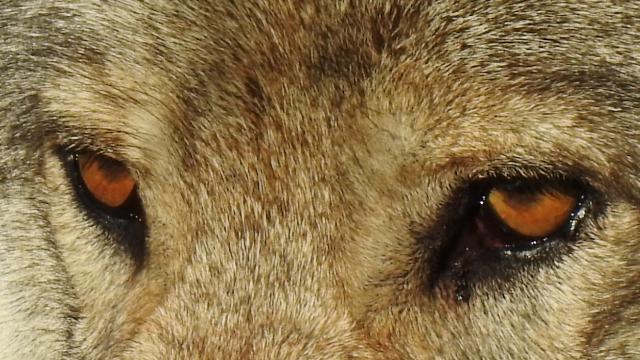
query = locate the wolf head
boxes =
[1,1,639,358]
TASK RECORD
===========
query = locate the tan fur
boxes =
[1,1,639,358]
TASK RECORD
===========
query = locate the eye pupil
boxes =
[487,187,578,238]
[77,154,136,208]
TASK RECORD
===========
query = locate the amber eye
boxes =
[432,179,588,302]
[76,153,136,210]
[486,186,578,239]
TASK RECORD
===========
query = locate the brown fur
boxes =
[1,1,639,358]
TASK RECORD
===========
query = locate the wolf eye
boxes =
[432,179,588,302]
[61,150,146,263]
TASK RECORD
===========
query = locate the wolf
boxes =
[0,1,638,359]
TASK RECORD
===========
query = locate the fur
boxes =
[0,1,639,358]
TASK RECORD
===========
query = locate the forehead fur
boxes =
[35,1,639,160]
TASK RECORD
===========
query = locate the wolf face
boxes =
[1,1,639,359]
